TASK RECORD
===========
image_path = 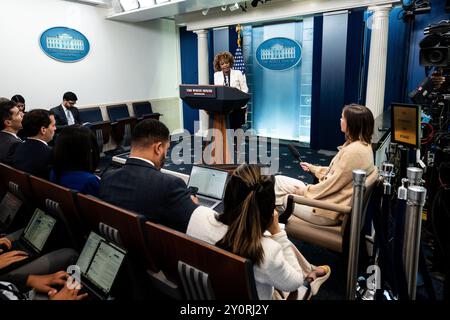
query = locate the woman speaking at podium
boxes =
[213,51,248,130]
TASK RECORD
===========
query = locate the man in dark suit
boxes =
[12,109,56,179]
[99,119,199,233]
[0,98,23,164]
[50,92,81,131]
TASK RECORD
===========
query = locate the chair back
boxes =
[106,104,131,122]
[285,168,379,253]
[79,107,104,124]
[132,101,160,120]
[144,221,258,300]
[76,193,155,271]
[106,105,136,148]
[0,163,33,201]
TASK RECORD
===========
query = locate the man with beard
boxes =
[99,119,198,233]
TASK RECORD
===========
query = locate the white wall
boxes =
[0,0,180,110]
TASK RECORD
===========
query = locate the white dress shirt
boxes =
[64,106,75,125]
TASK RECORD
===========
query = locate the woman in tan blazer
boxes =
[275,104,377,226]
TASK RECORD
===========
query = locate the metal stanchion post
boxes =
[403,184,427,300]
[406,167,424,187]
[346,169,367,300]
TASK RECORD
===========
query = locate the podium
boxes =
[180,84,250,165]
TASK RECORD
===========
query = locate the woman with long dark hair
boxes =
[50,125,100,196]
[187,164,329,300]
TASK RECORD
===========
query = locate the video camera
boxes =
[419,20,450,67]
[410,20,449,107]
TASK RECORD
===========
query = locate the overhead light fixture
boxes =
[229,3,240,11]
[221,5,227,11]
[251,0,270,7]
[201,8,209,15]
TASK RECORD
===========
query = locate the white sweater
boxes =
[187,206,304,300]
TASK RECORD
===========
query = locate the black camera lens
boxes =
[429,50,444,63]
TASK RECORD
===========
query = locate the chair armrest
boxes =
[291,195,351,214]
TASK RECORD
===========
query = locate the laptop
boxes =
[10,208,57,258]
[0,192,22,232]
[187,165,229,211]
[74,231,127,300]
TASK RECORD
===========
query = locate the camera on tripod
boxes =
[410,20,449,109]
[419,20,450,67]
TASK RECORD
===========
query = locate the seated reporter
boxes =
[50,125,100,197]
[0,237,86,300]
[275,104,377,226]
[12,109,56,179]
[187,164,329,300]
[99,119,198,233]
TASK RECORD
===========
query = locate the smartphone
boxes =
[188,186,198,196]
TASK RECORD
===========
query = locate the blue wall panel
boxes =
[317,13,349,150]
[180,27,199,133]
[310,15,323,149]
[344,9,365,106]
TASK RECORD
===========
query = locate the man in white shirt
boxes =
[0,98,24,164]
[50,92,81,131]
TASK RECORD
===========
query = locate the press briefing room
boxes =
[0,0,449,310]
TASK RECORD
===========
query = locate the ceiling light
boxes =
[201,8,209,15]
[229,3,240,11]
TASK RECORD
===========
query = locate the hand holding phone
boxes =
[188,186,198,196]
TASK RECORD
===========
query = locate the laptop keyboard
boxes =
[215,202,224,214]
[198,198,217,208]
[10,241,28,253]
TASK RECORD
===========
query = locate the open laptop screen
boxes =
[187,166,228,200]
[77,232,105,274]
[22,209,56,252]
[85,241,126,295]
[0,192,22,227]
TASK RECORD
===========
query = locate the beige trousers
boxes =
[274,175,339,226]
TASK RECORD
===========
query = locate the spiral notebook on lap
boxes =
[187,165,229,211]
[74,232,126,300]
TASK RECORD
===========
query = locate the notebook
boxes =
[187,165,229,210]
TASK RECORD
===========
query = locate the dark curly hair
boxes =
[213,51,235,72]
